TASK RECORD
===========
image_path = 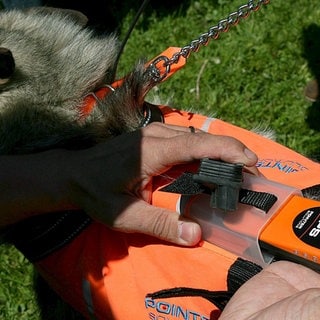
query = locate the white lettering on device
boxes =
[309,220,320,238]
[295,210,314,230]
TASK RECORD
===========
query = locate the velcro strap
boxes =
[227,257,263,294]
[239,189,277,212]
[161,172,277,213]
[301,184,320,199]
[161,172,205,194]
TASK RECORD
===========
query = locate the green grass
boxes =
[1,0,320,318]
[0,245,40,319]
[117,0,320,157]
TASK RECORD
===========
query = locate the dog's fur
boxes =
[0,7,319,319]
[0,7,152,155]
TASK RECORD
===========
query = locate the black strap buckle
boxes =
[161,159,278,213]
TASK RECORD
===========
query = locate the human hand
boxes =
[66,122,258,246]
[219,261,320,320]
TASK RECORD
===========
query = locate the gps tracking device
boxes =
[152,159,320,270]
[259,196,320,270]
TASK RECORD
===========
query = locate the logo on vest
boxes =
[256,159,308,174]
[145,297,209,320]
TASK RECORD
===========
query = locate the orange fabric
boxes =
[148,46,186,80]
[79,79,124,120]
[36,104,320,319]
[37,224,235,319]
[161,106,320,190]
[79,87,112,119]
[79,47,186,120]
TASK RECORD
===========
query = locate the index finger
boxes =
[141,131,258,175]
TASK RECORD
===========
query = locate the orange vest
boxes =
[161,106,320,190]
[35,106,320,320]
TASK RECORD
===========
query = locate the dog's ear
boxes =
[0,48,15,84]
[22,7,89,27]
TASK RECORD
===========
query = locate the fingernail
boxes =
[178,221,201,245]
[244,148,258,161]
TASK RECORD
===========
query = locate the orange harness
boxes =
[79,47,187,120]
[12,48,320,319]
[34,107,320,320]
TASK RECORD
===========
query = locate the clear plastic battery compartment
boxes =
[182,173,302,267]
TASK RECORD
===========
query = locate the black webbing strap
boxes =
[161,172,278,213]
[301,184,320,200]
[3,210,92,262]
[146,257,262,311]
[147,287,232,311]
[227,257,263,294]
[239,188,277,212]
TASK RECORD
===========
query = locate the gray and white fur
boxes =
[0,7,151,155]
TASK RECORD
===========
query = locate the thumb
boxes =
[112,198,202,246]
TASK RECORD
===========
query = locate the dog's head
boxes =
[0,8,119,109]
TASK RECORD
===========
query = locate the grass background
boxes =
[1,0,320,318]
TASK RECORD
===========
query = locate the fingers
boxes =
[220,260,320,320]
[262,261,320,290]
[140,131,258,179]
[70,122,259,247]
[244,165,260,176]
[221,287,320,320]
[142,123,258,167]
[142,122,198,138]
[262,288,320,320]
[110,197,202,246]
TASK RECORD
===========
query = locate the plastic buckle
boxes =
[193,158,243,211]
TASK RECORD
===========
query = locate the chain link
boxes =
[147,0,270,82]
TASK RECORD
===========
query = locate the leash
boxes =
[147,0,270,83]
[82,0,270,119]
[112,0,151,80]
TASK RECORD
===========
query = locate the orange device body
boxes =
[259,195,320,270]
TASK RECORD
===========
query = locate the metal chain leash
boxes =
[147,0,270,82]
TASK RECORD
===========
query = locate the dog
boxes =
[0,7,154,155]
[0,6,319,320]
